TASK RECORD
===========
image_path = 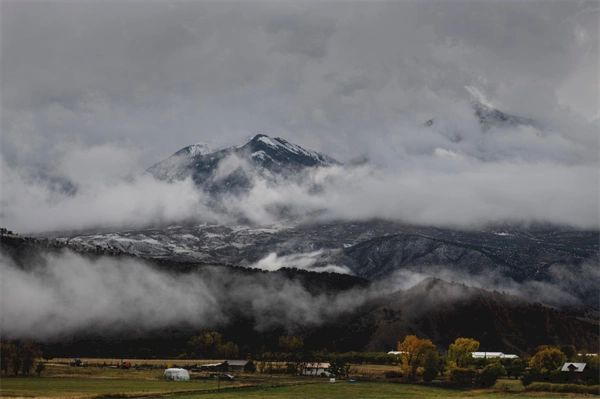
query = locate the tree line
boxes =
[2,334,598,387]
[1,341,46,377]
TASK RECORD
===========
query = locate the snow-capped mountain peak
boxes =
[146,134,339,193]
[237,134,338,168]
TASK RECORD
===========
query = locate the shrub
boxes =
[476,362,505,387]
[450,367,476,386]
[422,367,438,382]
[384,370,403,379]
[35,362,45,377]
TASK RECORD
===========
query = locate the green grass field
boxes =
[169,379,595,399]
[0,363,596,399]
[0,377,232,398]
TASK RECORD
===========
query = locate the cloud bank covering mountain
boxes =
[2,119,598,233]
[1,2,598,234]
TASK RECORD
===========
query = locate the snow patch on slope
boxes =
[252,250,352,274]
[187,141,218,156]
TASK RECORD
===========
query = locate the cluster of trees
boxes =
[394,336,522,387]
[393,336,598,387]
[183,332,240,360]
[0,227,15,235]
[1,341,46,377]
[522,346,599,386]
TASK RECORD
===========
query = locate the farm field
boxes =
[171,381,593,399]
[2,377,594,399]
[0,360,596,399]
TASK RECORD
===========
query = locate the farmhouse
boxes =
[561,362,587,382]
[471,352,519,359]
[302,362,331,377]
[561,362,586,372]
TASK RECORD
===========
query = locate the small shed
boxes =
[164,368,190,381]
[302,362,331,377]
[200,362,228,372]
[227,360,254,373]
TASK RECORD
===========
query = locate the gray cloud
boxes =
[2,115,598,233]
[265,11,336,59]
[1,247,593,340]
[1,2,597,232]
[0,250,370,339]
[384,260,600,308]
[2,2,597,165]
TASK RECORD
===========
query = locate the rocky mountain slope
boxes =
[57,221,599,305]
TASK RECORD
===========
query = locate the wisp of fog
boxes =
[2,244,596,340]
[0,251,371,340]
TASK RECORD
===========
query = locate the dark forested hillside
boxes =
[1,232,597,358]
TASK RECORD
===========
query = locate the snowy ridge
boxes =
[236,134,335,166]
[173,141,219,157]
[187,141,217,156]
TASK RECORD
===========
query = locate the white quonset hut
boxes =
[471,352,519,359]
[164,368,190,381]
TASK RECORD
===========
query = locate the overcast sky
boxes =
[1,1,598,232]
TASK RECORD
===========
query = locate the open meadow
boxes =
[1,359,598,399]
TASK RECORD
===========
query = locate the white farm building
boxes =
[302,362,331,377]
[471,352,519,359]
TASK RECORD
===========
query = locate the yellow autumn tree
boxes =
[529,348,566,373]
[397,335,437,379]
[447,337,480,369]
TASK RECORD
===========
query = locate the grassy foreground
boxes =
[170,380,594,399]
[0,363,596,399]
[0,377,232,398]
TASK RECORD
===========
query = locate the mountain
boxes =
[55,221,599,306]
[338,228,597,282]
[147,134,338,194]
[425,101,536,131]
[2,233,597,356]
